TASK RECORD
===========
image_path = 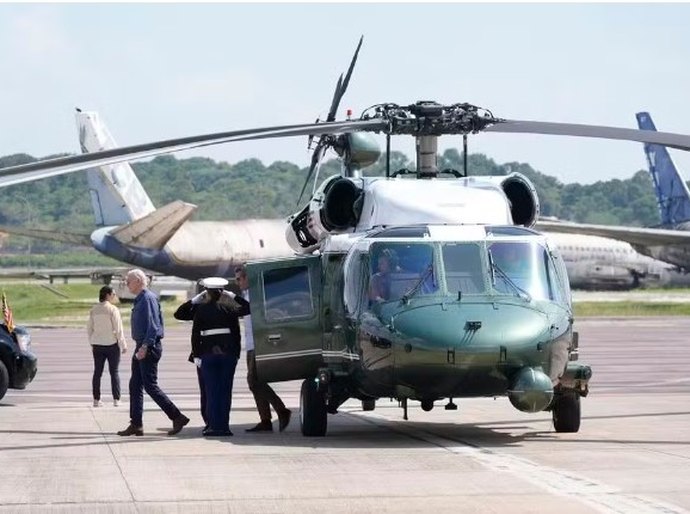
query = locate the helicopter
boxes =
[4,39,690,437]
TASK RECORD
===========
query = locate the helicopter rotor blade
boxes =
[297,139,327,206]
[0,118,387,188]
[485,119,690,152]
[327,35,363,122]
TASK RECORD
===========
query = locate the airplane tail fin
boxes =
[110,200,198,250]
[636,112,690,225]
[76,110,156,226]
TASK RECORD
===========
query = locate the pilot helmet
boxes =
[200,277,229,290]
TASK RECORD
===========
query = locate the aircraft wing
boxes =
[535,220,690,247]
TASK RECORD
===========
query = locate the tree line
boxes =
[0,149,663,264]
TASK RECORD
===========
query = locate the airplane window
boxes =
[441,243,485,294]
[263,266,314,322]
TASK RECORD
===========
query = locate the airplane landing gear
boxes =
[552,391,581,433]
[300,379,327,437]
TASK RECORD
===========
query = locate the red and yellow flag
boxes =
[2,291,15,333]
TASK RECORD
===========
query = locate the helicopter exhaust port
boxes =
[507,367,554,413]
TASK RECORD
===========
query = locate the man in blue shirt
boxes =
[117,269,189,436]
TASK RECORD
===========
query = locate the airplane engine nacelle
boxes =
[484,172,540,228]
[286,176,364,253]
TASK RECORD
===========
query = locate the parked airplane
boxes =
[543,230,683,290]
[0,110,292,281]
[537,112,690,270]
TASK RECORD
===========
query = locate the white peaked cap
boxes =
[200,277,229,289]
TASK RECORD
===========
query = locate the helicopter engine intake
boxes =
[286,176,364,253]
[484,172,540,228]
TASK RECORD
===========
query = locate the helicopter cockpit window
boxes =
[488,241,553,301]
[368,243,437,304]
[441,243,485,294]
[262,266,314,322]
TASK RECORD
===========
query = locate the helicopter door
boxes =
[247,255,323,383]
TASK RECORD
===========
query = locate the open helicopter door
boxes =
[246,255,323,383]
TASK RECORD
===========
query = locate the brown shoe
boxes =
[278,409,292,432]
[168,414,190,436]
[245,421,273,432]
[117,424,143,437]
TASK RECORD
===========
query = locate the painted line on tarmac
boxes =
[349,410,687,514]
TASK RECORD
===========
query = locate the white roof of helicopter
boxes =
[355,177,513,231]
[323,224,549,254]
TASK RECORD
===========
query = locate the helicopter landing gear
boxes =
[362,398,376,411]
[444,398,458,410]
[552,391,581,433]
[300,379,327,437]
[421,399,434,412]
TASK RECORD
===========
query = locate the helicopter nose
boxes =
[391,301,550,350]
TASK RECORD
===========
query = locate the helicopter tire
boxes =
[300,379,327,437]
[552,391,581,433]
[362,398,375,411]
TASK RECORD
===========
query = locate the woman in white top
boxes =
[87,286,127,407]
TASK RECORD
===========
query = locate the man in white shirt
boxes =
[235,266,292,432]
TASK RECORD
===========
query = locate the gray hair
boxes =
[126,269,148,287]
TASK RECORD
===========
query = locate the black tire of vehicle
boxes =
[552,391,581,433]
[362,398,376,411]
[0,360,9,401]
[300,379,327,436]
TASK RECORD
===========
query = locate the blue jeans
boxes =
[129,342,181,427]
[201,353,238,432]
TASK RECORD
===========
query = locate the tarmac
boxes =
[1,317,689,513]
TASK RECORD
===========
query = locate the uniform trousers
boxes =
[201,352,238,431]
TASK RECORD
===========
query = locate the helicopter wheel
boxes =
[300,379,327,437]
[552,391,581,433]
[362,398,375,411]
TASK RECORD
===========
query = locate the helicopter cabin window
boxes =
[262,266,314,322]
[368,243,437,303]
[489,241,553,301]
[441,243,485,294]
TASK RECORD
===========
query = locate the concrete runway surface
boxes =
[0,318,689,513]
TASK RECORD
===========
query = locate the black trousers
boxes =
[247,349,287,422]
[92,343,121,401]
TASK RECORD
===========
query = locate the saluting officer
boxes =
[187,277,249,436]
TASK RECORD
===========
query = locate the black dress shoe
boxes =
[245,421,273,432]
[117,424,144,436]
[278,409,292,432]
[168,414,190,436]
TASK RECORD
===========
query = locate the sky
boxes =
[2,3,690,185]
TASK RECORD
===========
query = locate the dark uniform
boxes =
[188,293,249,435]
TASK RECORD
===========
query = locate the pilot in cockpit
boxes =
[369,249,399,303]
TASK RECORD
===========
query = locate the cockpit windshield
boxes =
[488,241,555,301]
[345,238,567,315]
[368,243,438,303]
